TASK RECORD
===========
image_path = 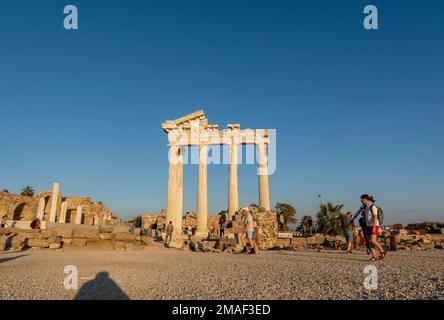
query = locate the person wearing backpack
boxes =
[360,194,386,261]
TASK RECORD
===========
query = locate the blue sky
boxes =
[1,0,443,224]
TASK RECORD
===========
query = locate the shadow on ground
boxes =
[74,271,130,300]
[0,254,29,264]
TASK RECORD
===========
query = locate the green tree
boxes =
[2,189,9,193]
[127,215,142,228]
[275,202,297,230]
[300,215,313,233]
[316,202,344,236]
[20,186,35,197]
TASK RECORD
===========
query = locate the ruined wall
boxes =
[0,191,114,227]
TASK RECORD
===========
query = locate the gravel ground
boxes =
[1,243,443,300]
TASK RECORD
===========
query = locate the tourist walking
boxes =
[219,216,226,237]
[240,207,258,254]
[165,221,174,247]
[361,194,386,261]
[342,211,354,254]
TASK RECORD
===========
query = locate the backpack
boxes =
[30,219,37,229]
[370,204,384,225]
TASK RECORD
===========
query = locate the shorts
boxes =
[365,226,379,236]
[245,231,254,239]
[344,232,353,243]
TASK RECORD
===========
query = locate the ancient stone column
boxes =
[257,143,270,211]
[196,144,208,236]
[37,198,45,220]
[228,142,239,219]
[59,201,68,223]
[166,145,183,232]
[49,183,60,223]
[75,206,83,224]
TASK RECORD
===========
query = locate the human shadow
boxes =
[0,254,29,264]
[74,271,130,300]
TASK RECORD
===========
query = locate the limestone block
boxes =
[277,232,293,239]
[73,229,99,240]
[226,238,237,247]
[168,235,186,249]
[125,243,134,250]
[399,229,409,236]
[441,228,444,234]
[291,237,307,247]
[0,235,8,251]
[40,230,55,239]
[48,236,62,244]
[99,233,114,240]
[63,239,73,245]
[276,238,291,247]
[100,225,115,233]
[305,237,317,245]
[203,240,217,250]
[49,243,62,249]
[28,239,49,248]
[72,239,87,246]
[114,233,137,241]
[53,228,74,238]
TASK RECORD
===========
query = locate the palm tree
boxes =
[300,215,313,234]
[20,186,35,197]
[316,202,344,236]
[275,203,297,230]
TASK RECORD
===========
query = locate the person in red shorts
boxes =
[361,194,386,261]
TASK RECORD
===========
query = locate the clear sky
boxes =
[1,0,443,224]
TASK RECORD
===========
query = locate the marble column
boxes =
[228,143,239,219]
[257,143,270,211]
[166,145,183,232]
[196,144,208,235]
[37,198,45,220]
[49,183,60,223]
[75,206,83,224]
[59,201,68,223]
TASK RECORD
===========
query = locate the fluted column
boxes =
[37,198,45,220]
[166,144,183,232]
[75,205,83,224]
[49,183,60,222]
[59,201,68,223]
[228,142,239,219]
[196,144,208,235]
[257,143,270,211]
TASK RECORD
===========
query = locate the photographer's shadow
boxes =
[74,271,130,300]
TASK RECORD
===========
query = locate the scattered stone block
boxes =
[99,233,113,240]
[40,230,54,239]
[63,239,73,245]
[114,233,137,241]
[73,229,99,240]
[49,243,62,249]
[291,237,307,247]
[27,239,49,248]
[53,228,74,238]
[125,243,134,250]
[72,239,87,246]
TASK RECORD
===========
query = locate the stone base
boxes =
[192,232,209,241]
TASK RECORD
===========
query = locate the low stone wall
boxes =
[0,224,152,252]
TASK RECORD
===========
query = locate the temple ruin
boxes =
[161,110,271,237]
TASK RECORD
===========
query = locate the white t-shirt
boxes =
[244,213,254,232]
[364,203,379,227]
